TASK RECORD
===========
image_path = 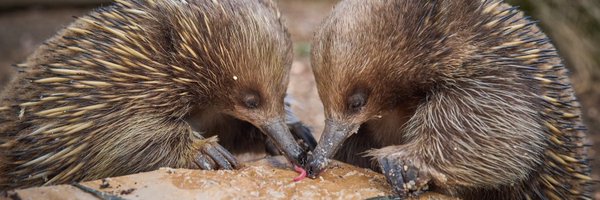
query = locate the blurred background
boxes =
[0,0,597,197]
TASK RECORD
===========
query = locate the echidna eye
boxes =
[348,93,367,112]
[243,94,260,109]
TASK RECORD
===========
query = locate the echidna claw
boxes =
[195,142,238,170]
[195,153,216,170]
[378,156,429,198]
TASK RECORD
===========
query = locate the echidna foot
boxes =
[378,156,431,198]
[195,142,238,170]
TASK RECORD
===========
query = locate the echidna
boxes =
[0,0,315,190]
[306,0,592,199]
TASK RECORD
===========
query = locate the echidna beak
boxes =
[261,120,307,167]
[306,120,355,178]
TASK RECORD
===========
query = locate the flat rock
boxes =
[4,156,455,200]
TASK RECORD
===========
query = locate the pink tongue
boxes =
[292,165,307,182]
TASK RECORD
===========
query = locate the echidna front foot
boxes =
[195,142,239,170]
[378,155,431,198]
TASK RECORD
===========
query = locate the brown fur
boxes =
[311,0,592,199]
[0,0,296,190]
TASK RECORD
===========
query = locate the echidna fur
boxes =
[309,0,593,199]
[0,0,303,190]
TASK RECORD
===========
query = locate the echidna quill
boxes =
[0,0,316,190]
[306,0,593,199]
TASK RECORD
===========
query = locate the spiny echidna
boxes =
[0,0,316,190]
[306,0,592,199]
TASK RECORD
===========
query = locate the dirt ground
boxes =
[0,0,598,198]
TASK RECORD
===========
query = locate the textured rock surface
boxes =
[3,157,456,200]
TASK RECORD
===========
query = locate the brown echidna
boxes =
[306,0,592,199]
[0,0,315,190]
